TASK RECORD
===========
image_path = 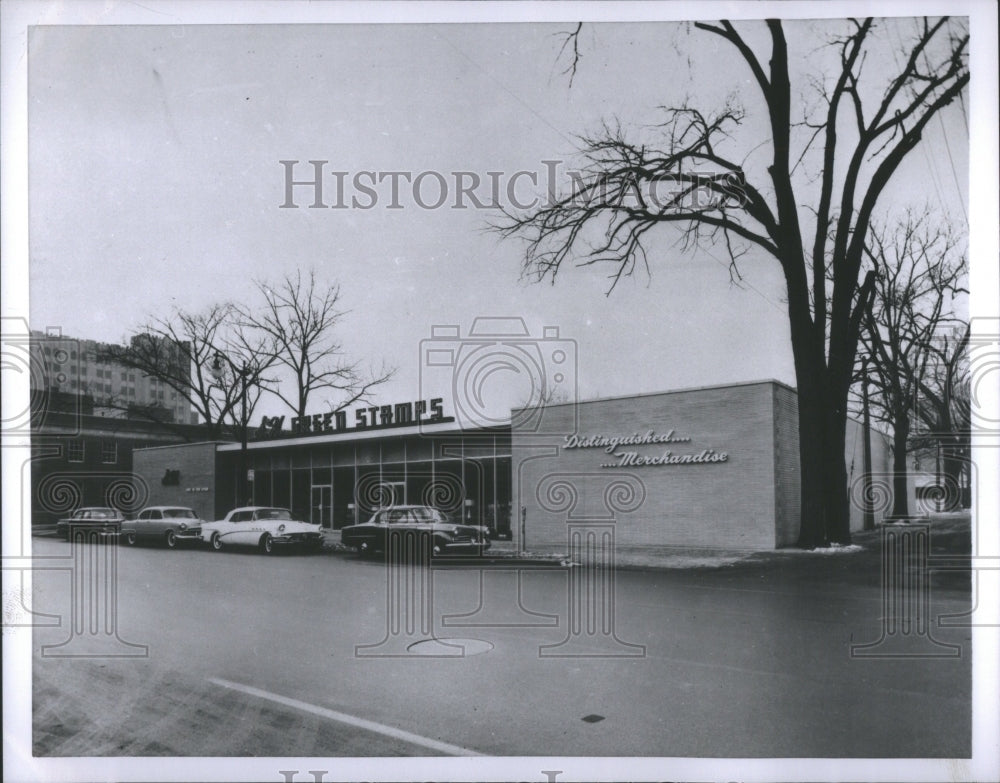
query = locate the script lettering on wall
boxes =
[562,430,729,468]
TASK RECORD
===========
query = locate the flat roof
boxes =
[512,378,797,413]
[217,419,507,452]
[140,380,800,455]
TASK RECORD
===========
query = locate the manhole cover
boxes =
[406,637,494,656]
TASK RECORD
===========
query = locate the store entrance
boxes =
[311,485,333,529]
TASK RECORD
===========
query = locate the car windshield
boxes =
[77,509,117,520]
[410,508,448,524]
[163,509,196,519]
[253,508,293,520]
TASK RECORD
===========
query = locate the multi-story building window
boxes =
[101,439,117,464]
[66,439,85,462]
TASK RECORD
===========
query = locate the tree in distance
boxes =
[496,17,969,546]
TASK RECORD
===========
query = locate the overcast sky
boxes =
[24,10,971,422]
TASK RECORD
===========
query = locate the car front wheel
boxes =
[210,532,223,551]
[259,533,274,555]
[165,530,177,548]
[124,531,137,546]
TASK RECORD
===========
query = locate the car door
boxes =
[229,510,256,546]
[147,508,164,537]
[366,510,390,551]
[133,509,149,538]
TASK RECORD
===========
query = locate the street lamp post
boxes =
[239,360,250,505]
[211,353,253,507]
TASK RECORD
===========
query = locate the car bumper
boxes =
[271,533,324,546]
[175,528,202,540]
[442,539,491,552]
[59,525,121,538]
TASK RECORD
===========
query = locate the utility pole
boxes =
[240,361,249,505]
[862,356,875,530]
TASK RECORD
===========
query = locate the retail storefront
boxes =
[132,381,889,553]
[134,404,512,535]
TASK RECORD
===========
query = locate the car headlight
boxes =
[278,524,286,533]
[179,522,187,530]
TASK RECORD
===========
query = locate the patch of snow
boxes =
[812,543,864,554]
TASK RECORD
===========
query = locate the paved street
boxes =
[30,524,971,758]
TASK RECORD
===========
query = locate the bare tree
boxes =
[495,17,968,546]
[234,269,394,419]
[911,323,971,509]
[856,211,967,518]
[103,304,273,438]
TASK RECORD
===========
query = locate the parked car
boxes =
[55,507,126,541]
[121,506,203,548]
[200,506,324,554]
[340,505,491,558]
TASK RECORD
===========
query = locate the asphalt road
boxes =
[30,530,972,758]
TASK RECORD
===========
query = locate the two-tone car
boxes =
[121,506,203,548]
[200,506,324,554]
[340,505,491,558]
[55,507,126,541]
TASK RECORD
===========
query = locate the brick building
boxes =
[130,380,891,557]
[30,329,198,425]
[30,395,210,528]
[512,380,890,557]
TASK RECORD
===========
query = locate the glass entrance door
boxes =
[311,485,333,529]
[384,481,405,506]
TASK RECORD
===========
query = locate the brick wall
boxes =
[771,387,893,541]
[772,384,801,546]
[132,442,220,522]
[512,382,782,555]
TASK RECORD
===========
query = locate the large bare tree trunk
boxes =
[797,391,830,548]
[891,414,911,518]
[824,400,852,543]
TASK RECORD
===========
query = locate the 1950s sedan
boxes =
[121,506,203,548]
[56,507,126,541]
[340,505,491,558]
[200,506,324,554]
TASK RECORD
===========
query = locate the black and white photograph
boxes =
[2,1,998,781]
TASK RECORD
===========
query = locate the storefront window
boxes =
[291,469,311,521]
[272,470,291,511]
[356,440,379,465]
[332,466,356,527]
